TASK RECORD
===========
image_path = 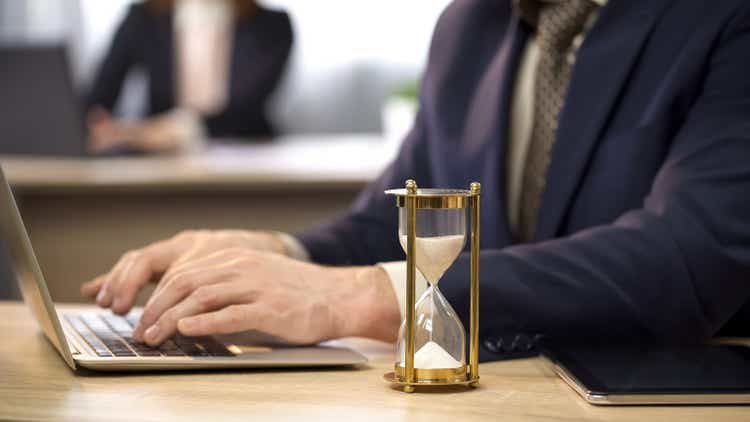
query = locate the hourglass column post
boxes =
[404,179,418,392]
[469,182,481,385]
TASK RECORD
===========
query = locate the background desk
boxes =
[1,302,748,422]
[1,135,394,302]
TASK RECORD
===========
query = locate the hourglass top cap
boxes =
[385,180,480,209]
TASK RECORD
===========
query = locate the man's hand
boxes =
[80,230,286,315]
[131,249,399,346]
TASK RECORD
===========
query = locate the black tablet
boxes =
[541,343,750,405]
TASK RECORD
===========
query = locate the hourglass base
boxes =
[383,366,479,392]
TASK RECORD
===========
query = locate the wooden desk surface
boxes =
[1,134,393,192]
[1,302,747,422]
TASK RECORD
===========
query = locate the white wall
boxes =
[264,0,450,133]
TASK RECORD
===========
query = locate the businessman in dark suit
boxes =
[82,0,750,360]
[86,0,293,153]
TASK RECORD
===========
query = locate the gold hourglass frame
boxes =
[383,179,480,392]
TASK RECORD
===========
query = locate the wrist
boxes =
[261,231,287,255]
[271,232,310,261]
[332,266,401,342]
[239,230,286,255]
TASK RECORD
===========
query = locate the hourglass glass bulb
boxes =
[397,284,466,370]
[398,235,465,284]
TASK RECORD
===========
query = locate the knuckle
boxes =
[132,250,151,267]
[121,250,140,263]
[110,285,129,300]
[102,273,118,288]
[110,278,131,296]
[101,275,118,295]
[215,230,233,241]
[168,273,195,295]
[99,274,114,290]
[174,229,199,242]
[139,307,160,328]
[222,247,247,257]
[139,310,155,326]
[226,305,246,326]
[231,251,260,266]
[159,309,178,326]
[192,287,218,311]
[176,229,194,238]
[111,252,146,290]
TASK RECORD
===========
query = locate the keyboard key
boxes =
[109,347,137,357]
[65,315,112,357]
[80,313,109,331]
[195,337,234,357]
[124,312,141,328]
[74,311,233,358]
[81,314,136,357]
[101,314,134,335]
[173,335,211,357]
[99,314,163,357]
[158,340,187,357]
[126,341,163,357]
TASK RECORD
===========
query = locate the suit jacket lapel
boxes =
[155,12,175,109]
[462,15,529,248]
[534,0,671,240]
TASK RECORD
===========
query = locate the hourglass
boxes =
[383,179,480,392]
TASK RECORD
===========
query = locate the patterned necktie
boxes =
[517,0,597,242]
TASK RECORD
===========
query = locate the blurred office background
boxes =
[0,0,451,301]
[0,0,449,134]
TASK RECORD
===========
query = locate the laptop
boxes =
[0,44,87,156]
[0,165,367,371]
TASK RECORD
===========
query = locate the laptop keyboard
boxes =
[65,313,234,358]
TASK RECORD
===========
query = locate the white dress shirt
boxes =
[157,0,234,151]
[175,0,233,115]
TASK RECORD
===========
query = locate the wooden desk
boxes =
[1,135,393,302]
[0,302,747,422]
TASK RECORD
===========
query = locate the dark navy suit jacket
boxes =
[299,0,750,360]
[87,3,293,137]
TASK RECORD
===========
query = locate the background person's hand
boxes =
[87,107,200,154]
[128,112,192,153]
[80,230,286,315]
[128,249,400,346]
[86,106,132,153]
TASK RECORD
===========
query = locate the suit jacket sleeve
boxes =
[296,106,433,265]
[441,5,750,346]
[203,11,294,137]
[296,2,462,262]
[85,5,142,111]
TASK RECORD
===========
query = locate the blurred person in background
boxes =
[86,0,293,154]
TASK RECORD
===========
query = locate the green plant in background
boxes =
[391,80,420,101]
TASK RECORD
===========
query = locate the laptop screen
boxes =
[0,165,74,367]
[0,44,86,156]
